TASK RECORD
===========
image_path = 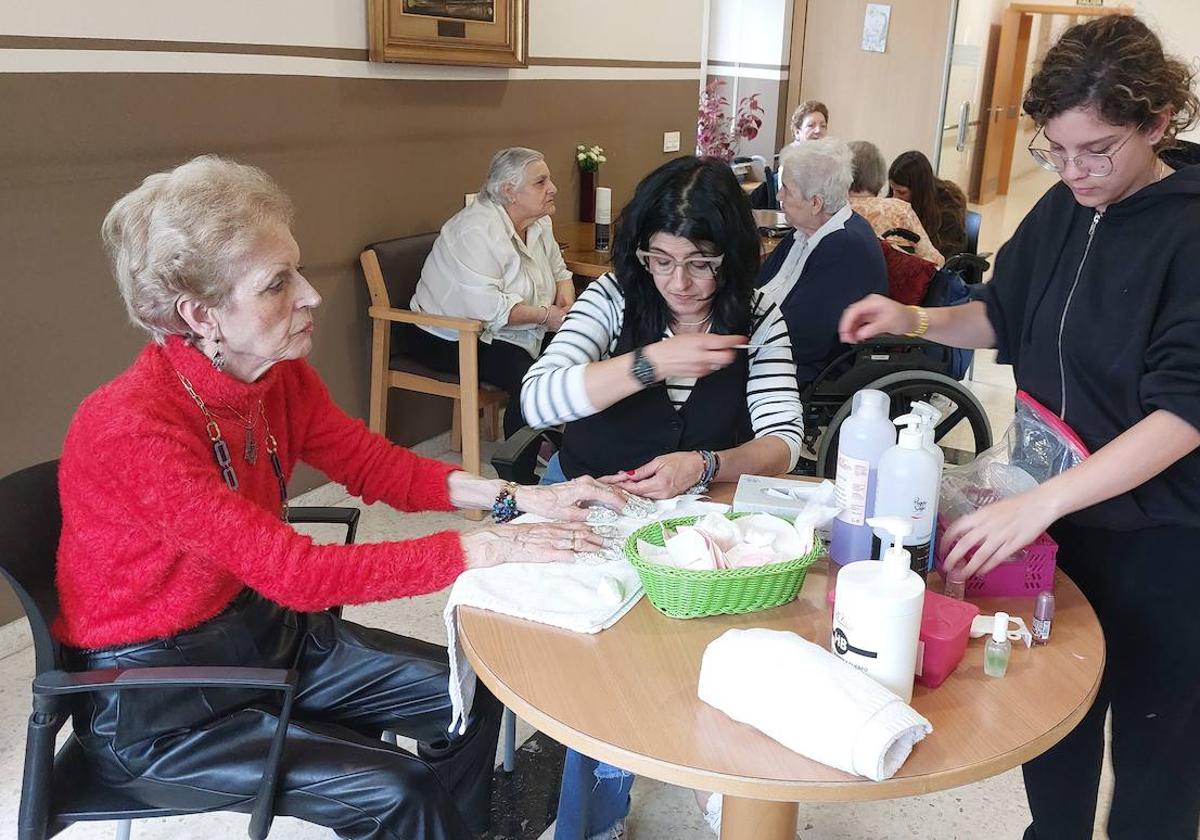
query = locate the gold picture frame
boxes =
[369,0,528,68]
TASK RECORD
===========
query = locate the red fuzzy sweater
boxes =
[55,337,465,649]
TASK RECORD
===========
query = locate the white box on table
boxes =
[732,474,824,517]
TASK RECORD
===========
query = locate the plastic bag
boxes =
[940,390,1090,522]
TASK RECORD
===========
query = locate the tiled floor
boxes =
[2,170,1122,839]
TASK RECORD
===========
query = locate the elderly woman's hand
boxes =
[644,333,748,379]
[941,486,1060,579]
[544,304,567,332]
[514,476,627,521]
[598,452,705,500]
[462,523,604,568]
[838,294,916,344]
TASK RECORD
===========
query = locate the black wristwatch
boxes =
[630,346,657,388]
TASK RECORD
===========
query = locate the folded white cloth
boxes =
[444,560,643,733]
[698,628,933,781]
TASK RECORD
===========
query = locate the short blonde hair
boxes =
[789,100,829,135]
[778,138,853,214]
[102,155,294,341]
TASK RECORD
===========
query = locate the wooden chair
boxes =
[360,236,506,519]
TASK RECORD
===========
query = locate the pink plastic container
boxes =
[916,591,979,688]
[934,515,1057,597]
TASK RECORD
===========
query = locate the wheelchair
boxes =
[492,251,995,486]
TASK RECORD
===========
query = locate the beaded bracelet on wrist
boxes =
[491,481,523,523]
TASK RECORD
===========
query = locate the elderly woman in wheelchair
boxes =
[755,139,991,476]
[49,155,625,840]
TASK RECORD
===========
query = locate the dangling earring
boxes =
[211,336,226,371]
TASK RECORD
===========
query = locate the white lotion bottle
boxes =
[909,400,945,569]
[872,414,940,576]
[830,389,896,566]
[832,516,926,702]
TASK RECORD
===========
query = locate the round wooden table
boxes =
[458,488,1105,839]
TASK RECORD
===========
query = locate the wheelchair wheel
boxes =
[814,370,993,479]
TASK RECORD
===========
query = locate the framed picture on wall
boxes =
[368,0,528,67]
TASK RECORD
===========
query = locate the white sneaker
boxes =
[703,793,722,835]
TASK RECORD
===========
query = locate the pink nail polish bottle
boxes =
[1032,590,1055,645]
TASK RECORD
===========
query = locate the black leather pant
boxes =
[69,590,502,839]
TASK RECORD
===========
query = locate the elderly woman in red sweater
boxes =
[55,155,624,840]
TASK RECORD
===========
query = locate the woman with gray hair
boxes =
[847,140,944,266]
[409,146,575,439]
[55,154,624,840]
[756,138,887,389]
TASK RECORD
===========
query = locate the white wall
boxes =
[707,0,791,65]
[533,0,704,61]
[1137,0,1200,142]
[0,0,706,65]
[705,0,792,158]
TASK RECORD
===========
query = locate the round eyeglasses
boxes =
[1027,124,1140,177]
[635,249,724,280]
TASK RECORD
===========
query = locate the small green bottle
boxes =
[984,611,1011,678]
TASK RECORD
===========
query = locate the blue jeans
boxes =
[542,453,636,839]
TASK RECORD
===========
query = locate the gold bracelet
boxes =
[904,305,930,338]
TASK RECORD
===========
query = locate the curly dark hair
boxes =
[1023,14,1199,148]
[611,156,757,345]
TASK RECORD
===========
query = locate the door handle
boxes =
[956,101,970,152]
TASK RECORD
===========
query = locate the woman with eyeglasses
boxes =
[521,155,803,502]
[521,156,803,840]
[841,15,1200,840]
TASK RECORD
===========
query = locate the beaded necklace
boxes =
[174,370,288,521]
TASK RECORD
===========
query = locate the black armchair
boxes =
[490,425,564,485]
[0,460,360,840]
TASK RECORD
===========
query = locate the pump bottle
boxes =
[831,516,926,702]
[830,390,896,565]
[872,414,940,575]
[910,400,945,569]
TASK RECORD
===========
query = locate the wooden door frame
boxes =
[977,3,1130,203]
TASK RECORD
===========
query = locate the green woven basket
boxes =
[624,512,822,619]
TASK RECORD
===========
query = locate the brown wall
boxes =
[0,71,699,622]
[788,0,953,164]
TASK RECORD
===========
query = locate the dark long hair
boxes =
[888,150,941,242]
[612,156,758,344]
[1023,15,1198,150]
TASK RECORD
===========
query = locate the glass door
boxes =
[937,0,1000,201]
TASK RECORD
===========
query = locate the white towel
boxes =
[444,496,730,733]
[698,628,932,781]
[444,561,643,733]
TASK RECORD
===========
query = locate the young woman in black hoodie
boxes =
[840,15,1200,840]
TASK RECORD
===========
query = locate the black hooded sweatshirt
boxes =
[979,141,1200,530]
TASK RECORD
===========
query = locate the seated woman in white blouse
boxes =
[408,147,575,438]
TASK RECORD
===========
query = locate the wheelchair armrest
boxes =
[33,665,297,696]
[943,252,991,276]
[491,425,563,484]
[287,506,361,545]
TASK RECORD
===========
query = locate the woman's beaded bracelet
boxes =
[687,450,720,494]
[491,482,523,523]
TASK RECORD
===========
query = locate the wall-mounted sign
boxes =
[862,4,892,54]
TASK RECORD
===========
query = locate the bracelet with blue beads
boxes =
[491,481,523,523]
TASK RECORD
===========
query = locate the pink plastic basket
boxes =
[934,515,1057,597]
